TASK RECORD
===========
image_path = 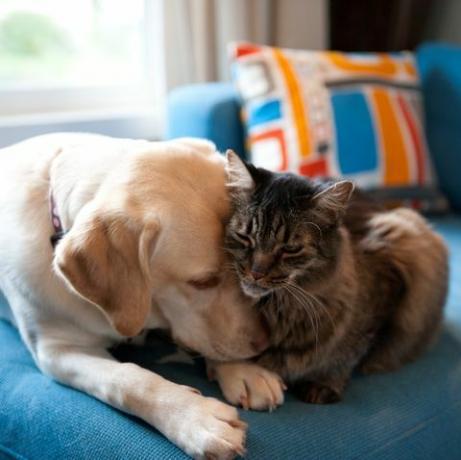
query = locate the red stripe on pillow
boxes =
[235,44,262,58]
[397,94,426,185]
[299,159,328,177]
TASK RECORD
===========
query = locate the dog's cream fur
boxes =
[0,133,272,459]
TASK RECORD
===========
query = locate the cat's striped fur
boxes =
[224,151,448,403]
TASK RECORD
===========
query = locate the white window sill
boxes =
[0,108,163,148]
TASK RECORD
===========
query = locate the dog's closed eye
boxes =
[188,275,221,290]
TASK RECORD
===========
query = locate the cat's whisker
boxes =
[307,293,336,333]
[282,283,319,356]
[300,292,320,356]
[283,280,336,357]
[286,281,336,334]
[302,290,333,326]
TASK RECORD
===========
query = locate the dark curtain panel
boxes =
[329,0,433,51]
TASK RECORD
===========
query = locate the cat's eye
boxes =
[234,231,252,247]
[188,275,221,290]
[282,245,304,257]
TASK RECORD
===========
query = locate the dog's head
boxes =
[54,139,268,361]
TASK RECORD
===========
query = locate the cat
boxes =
[220,151,449,404]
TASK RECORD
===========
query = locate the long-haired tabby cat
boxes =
[213,151,448,406]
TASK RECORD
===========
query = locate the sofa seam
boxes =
[0,444,29,460]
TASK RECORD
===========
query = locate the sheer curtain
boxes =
[162,0,328,88]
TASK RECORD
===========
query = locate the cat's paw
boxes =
[294,382,342,404]
[358,353,400,375]
[211,361,286,411]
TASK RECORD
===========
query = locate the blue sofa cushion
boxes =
[167,83,246,158]
[418,43,461,211]
[1,216,461,459]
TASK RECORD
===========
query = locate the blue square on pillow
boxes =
[248,99,282,128]
[331,90,378,175]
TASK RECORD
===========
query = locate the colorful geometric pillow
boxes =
[230,43,448,212]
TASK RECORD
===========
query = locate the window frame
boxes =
[0,0,165,147]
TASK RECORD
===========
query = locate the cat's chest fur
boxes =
[256,228,379,383]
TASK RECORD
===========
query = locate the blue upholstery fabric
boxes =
[417,43,461,211]
[167,83,246,158]
[1,216,461,459]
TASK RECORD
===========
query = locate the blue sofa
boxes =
[1,43,461,459]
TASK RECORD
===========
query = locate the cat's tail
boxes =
[359,207,449,374]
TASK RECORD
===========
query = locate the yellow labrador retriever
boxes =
[0,133,273,459]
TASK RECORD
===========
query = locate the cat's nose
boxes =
[250,270,266,280]
[250,254,272,280]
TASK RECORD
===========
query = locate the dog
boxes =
[0,133,272,459]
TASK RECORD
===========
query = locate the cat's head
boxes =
[224,151,354,298]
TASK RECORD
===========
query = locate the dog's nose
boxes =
[251,318,270,353]
[251,335,269,354]
[250,270,265,281]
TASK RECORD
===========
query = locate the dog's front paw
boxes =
[211,361,286,411]
[161,385,247,459]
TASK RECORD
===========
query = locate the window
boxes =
[0,0,164,146]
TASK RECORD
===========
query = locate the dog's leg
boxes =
[209,360,286,411]
[35,340,247,459]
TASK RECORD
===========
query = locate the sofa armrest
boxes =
[166,82,247,158]
[417,42,461,211]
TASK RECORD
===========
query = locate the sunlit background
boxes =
[0,0,147,87]
[0,0,459,146]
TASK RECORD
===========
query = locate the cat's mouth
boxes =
[241,277,287,298]
[241,280,272,298]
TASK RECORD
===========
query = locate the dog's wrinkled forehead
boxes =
[122,144,230,220]
[112,143,231,279]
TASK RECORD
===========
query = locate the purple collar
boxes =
[49,190,66,248]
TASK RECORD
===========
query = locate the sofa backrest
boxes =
[418,42,461,211]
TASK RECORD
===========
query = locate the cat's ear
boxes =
[225,150,255,194]
[311,181,355,223]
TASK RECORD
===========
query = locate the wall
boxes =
[423,0,461,45]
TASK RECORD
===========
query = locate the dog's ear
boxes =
[54,210,159,337]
